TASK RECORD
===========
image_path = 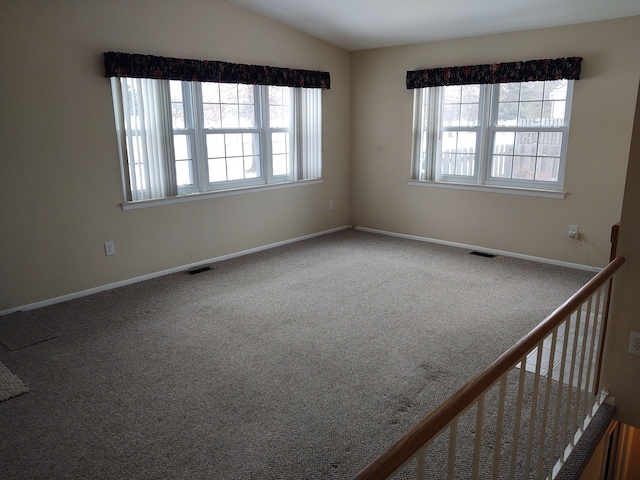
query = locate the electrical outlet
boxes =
[329,200,334,210]
[568,224,579,239]
[104,241,115,256]
[629,331,640,356]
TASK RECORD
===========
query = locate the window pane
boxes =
[444,86,461,104]
[269,86,290,129]
[225,133,243,157]
[499,83,520,102]
[496,102,519,126]
[237,84,254,104]
[461,85,480,103]
[441,131,475,176]
[460,104,479,127]
[542,100,566,126]
[227,156,245,180]
[172,103,185,129]
[239,105,255,128]
[543,80,567,100]
[515,132,538,156]
[537,132,563,157]
[202,83,220,103]
[209,157,226,182]
[206,133,259,183]
[443,104,461,127]
[170,81,185,129]
[272,132,288,155]
[491,154,513,179]
[494,131,515,154]
[203,103,221,129]
[490,131,560,182]
[491,132,514,179]
[518,101,543,126]
[513,156,536,180]
[535,157,560,182]
[174,134,190,160]
[244,156,259,178]
[202,83,256,129]
[520,82,544,101]
[170,81,183,102]
[176,160,193,186]
[273,155,288,176]
[206,134,225,158]
[220,84,237,103]
[221,104,239,128]
[496,80,568,128]
[272,131,289,176]
[443,85,480,127]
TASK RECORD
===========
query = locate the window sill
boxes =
[121,178,324,211]
[407,180,566,199]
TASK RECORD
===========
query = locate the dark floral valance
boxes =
[104,52,330,89]
[406,57,582,89]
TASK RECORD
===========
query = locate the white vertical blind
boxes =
[293,88,322,180]
[112,77,176,201]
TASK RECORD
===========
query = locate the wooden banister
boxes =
[353,255,626,480]
[610,222,620,262]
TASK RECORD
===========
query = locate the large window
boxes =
[412,79,573,191]
[112,78,321,201]
[105,52,329,204]
[406,57,582,194]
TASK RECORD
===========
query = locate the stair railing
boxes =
[353,256,626,480]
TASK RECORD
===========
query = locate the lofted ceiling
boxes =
[226,0,640,51]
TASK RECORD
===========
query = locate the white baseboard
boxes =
[1,226,351,317]
[355,226,601,272]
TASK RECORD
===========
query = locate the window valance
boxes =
[104,52,330,89]
[406,57,582,89]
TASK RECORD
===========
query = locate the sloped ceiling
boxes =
[226,0,640,51]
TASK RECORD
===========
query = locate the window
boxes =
[412,79,573,191]
[104,52,329,204]
[112,78,322,201]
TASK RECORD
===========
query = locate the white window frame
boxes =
[112,78,321,205]
[412,80,574,193]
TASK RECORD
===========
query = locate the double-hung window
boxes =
[105,52,329,204]
[408,57,582,193]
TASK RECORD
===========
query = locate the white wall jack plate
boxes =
[568,224,579,239]
[104,241,115,256]
[629,331,640,356]
[329,200,334,210]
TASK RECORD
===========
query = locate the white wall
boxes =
[350,17,640,268]
[0,0,351,311]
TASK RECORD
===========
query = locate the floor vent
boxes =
[186,266,212,275]
[469,251,496,258]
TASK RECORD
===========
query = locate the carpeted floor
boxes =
[0,361,29,402]
[0,229,595,479]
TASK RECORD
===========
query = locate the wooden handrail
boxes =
[353,255,626,480]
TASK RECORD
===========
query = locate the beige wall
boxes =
[350,17,640,268]
[0,0,351,311]
[603,79,640,428]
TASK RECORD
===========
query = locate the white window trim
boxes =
[120,178,324,211]
[407,180,566,199]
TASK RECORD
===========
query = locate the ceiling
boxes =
[226,0,640,51]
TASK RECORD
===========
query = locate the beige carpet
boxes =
[0,360,29,402]
[0,314,58,351]
[0,229,595,479]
